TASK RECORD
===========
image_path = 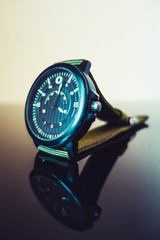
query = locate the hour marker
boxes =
[70,88,79,95]
[74,88,79,92]
[44,121,46,124]
[47,78,51,85]
[42,109,46,113]
[33,102,41,107]
[64,110,67,114]
[59,122,62,126]
[51,124,53,128]
[48,77,52,88]
[38,89,46,96]
[67,75,72,83]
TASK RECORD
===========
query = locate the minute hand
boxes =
[57,82,63,94]
[52,81,64,107]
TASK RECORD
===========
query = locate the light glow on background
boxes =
[0,0,160,103]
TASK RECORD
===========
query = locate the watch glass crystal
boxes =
[26,68,80,141]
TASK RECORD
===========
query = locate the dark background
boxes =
[0,102,159,240]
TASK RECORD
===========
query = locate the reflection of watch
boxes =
[25,59,148,159]
[30,158,93,231]
[30,127,138,231]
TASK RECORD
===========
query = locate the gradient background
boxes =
[1,0,160,105]
[0,2,160,239]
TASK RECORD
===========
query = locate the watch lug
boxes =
[66,140,78,159]
[90,89,99,100]
[77,60,91,74]
[87,112,96,122]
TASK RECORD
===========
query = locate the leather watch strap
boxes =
[38,115,148,161]
[78,115,147,159]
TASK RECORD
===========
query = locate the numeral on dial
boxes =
[55,76,63,84]
[73,102,79,108]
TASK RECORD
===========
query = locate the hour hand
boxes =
[58,107,66,114]
[52,104,63,112]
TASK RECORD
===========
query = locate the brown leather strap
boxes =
[77,115,148,159]
[38,115,148,161]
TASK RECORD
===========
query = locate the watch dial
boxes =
[26,67,81,141]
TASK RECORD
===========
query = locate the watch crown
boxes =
[91,101,101,113]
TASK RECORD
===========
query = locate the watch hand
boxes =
[58,107,63,113]
[52,104,66,114]
[52,89,61,107]
[57,83,62,94]
[52,82,64,107]
[58,107,66,114]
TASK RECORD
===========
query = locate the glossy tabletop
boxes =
[0,102,159,240]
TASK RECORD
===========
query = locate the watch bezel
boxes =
[25,62,91,148]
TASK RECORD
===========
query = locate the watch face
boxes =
[25,64,87,147]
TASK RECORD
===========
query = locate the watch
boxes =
[25,59,148,160]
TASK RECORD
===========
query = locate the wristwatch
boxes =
[25,59,148,159]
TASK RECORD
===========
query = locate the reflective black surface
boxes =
[30,136,131,231]
[0,103,159,240]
